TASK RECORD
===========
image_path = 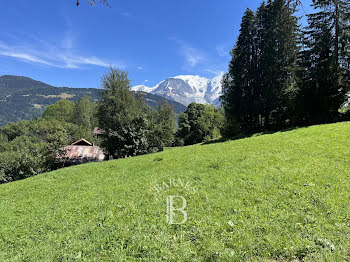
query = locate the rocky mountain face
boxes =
[132,74,223,106]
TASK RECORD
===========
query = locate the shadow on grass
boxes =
[201,126,302,146]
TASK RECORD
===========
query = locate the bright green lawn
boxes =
[1,122,350,261]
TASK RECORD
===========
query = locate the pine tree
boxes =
[257,0,300,129]
[221,8,257,133]
[299,0,350,124]
[222,1,300,134]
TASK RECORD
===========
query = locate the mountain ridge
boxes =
[0,75,187,126]
[132,73,224,106]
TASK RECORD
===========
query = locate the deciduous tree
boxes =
[96,67,148,158]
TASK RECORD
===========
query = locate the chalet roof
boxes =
[62,145,105,162]
[57,138,105,165]
[71,138,93,146]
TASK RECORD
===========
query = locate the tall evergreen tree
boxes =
[221,8,257,133]
[257,0,300,129]
[222,1,300,134]
[299,0,350,124]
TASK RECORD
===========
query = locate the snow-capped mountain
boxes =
[132,73,224,107]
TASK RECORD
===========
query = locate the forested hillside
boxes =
[0,75,186,126]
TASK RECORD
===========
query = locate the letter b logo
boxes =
[166,195,187,224]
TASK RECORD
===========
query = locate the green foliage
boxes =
[297,0,350,125]
[0,118,94,183]
[0,136,47,183]
[96,68,178,157]
[73,96,96,130]
[107,115,150,158]
[1,122,350,260]
[72,96,99,144]
[259,0,300,128]
[40,98,99,144]
[222,0,300,134]
[221,9,258,133]
[147,102,177,151]
[177,103,224,145]
[0,71,179,182]
[0,75,186,127]
[199,105,225,139]
[0,133,7,143]
[0,120,32,141]
[222,0,349,136]
[97,67,148,158]
[0,75,102,126]
[42,99,75,122]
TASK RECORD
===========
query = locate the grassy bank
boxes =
[1,122,350,261]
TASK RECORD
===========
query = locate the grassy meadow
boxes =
[1,122,350,261]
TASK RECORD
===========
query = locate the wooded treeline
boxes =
[1,0,349,184]
[221,0,350,135]
[0,68,224,183]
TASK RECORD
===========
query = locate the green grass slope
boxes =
[1,122,350,261]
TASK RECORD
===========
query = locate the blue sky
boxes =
[0,0,312,88]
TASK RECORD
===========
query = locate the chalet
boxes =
[59,139,105,166]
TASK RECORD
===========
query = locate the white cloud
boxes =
[61,33,74,50]
[183,46,204,67]
[0,40,124,69]
[170,37,205,68]
[137,66,144,70]
[216,44,230,57]
[0,49,58,67]
[60,55,111,68]
[204,68,225,75]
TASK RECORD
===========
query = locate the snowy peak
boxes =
[132,74,223,106]
[132,85,157,93]
[172,75,209,91]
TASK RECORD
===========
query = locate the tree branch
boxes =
[76,0,110,7]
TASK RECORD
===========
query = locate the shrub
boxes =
[0,136,47,183]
